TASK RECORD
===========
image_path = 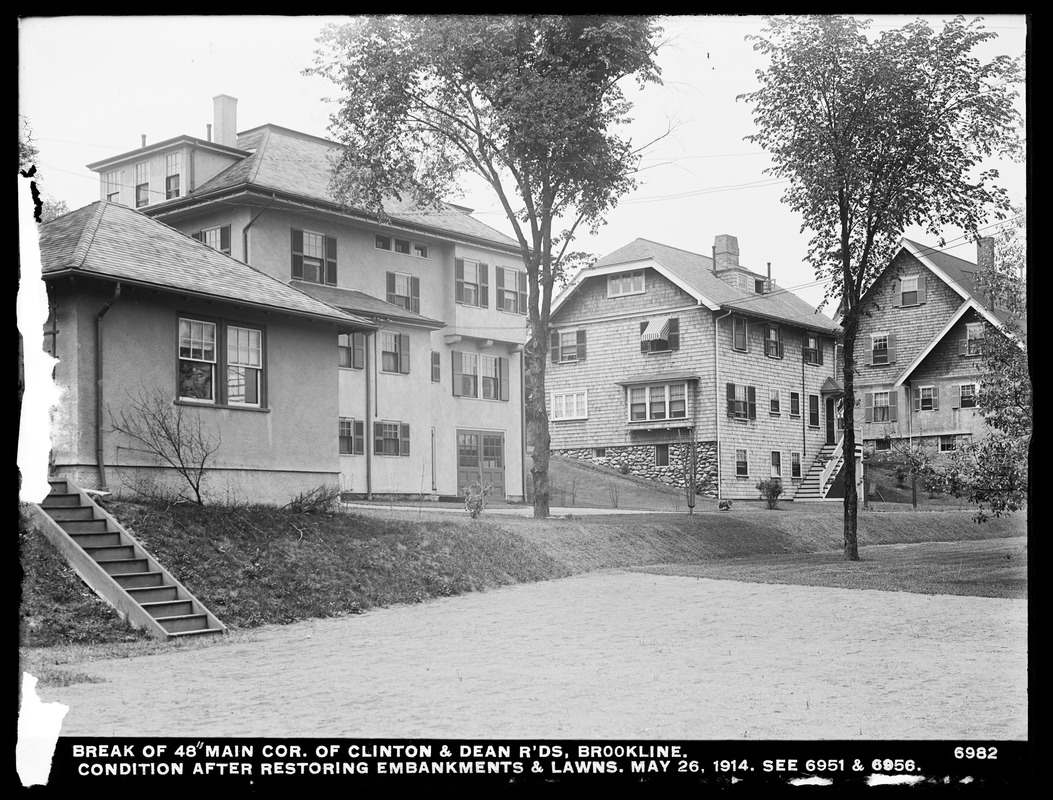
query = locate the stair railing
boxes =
[818,436,845,492]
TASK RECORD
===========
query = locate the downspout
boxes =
[95,283,122,490]
[714,308,733,501]
[520,348,528,502]
[365,332,373,500]
[242,193,277,265]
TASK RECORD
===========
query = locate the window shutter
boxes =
[353,420,364,455]
[864,393,874,423]
[640,322,649,354]
[550,331,560,363]
[291,228,304,280]
[726,383,736,417]
[517,271,528,314]
[950,384,960,409]
[887,333,897,364]
[499,357,509,401]
[917,274,926,305]
[400,424,411,457]
[747,386,757,420]
[668,318,680,350]
[325,236,338,285]
[889,391,898,422]
[353,333,365,370]
[410,277,420,313]
[374,421,384,455]
[452,351,464,397]
[220,226,231,253]
[576,330,587,361]
[455,259,465,303]
[479,263,489,307]
[386,272,397,305]
[817,337,824,364]
[777,328,784,359]
[496,267,505,291]
[914,387,921,413]
[893,278,902,308]
[192,231,204,242]
[931,387,939,411]
[865,338,873,366]
[399,334,411,374]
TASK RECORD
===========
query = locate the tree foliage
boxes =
[740,15,1022,558]
[307,15,662,517]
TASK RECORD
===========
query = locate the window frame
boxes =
[726,382,757,421]
[338,332,366,370]
[386,271,420,313]
[105,170,120,203]
[455,258,489,308]
[963,323,984,356]
[735,449,749,477]
[900,275,919,307]
[940,435,957,453]
[655,444,670,467]
[770,450,782,478]
[790,391,801,418]
[380,331,411,375]
[375,235,391,251]
[413,243,428,259]
[628,382,689,423]
[769,388,781,416]
[134,161,149,208]
[607,270,645,298]
[640,317,680,354]
[339,418,365,455]
[732,316,748,352]
[873,391,891,422]
[165,153,182,200]
[177,315,266,409]
[551,390,589,421]
[497,267,528,314]
[871,333,889,365]
[291,228,337,286]
[916,385,937,412]
[791,452,801,479]
[808,394,820,428]
[374,420,410,457]
[764,324,784,359]
[802,333,822,365]
[195,225,231,256]
[959,383,977,409]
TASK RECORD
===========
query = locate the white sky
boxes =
[18,14,1028,313]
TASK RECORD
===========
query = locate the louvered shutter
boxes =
[325,236,337,285]
[893,278,902,307]
[777,328,784,359]
[887,333,897,364]
[455,259,465,303]
[914,387,921,413]
[668,318,680,350]
[576,330,587,361]
[640,322,649,354]
[452,351,464,397]
[386,272,397,305]
[931,387,939,411]
[400,424,411,457]
[479,263,489,307]
[864,393,874,423]
[353,420,364,455]
[499,357,509,401]
[917,274,926,305]
[517,271,528,314]
[888,391,898,422]
[817,337,824,365]
[399,334,411,374]
[865,338,873,366]
[747,386,757,420]
[410,277,420,313]
[220,226,231,254]
[291,229,304,280]
[374,421,384,455]
[551,331,560,363]
[950,384,960,409]
[353,333,365,370]
[726,383,736,417]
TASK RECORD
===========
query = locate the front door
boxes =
[457,430,506,499]
[825,396,836,445]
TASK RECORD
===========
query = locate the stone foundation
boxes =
[553,442,719,497]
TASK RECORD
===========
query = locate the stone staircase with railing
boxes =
[25,477,226,640]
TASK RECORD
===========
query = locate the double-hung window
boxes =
[551,390,588,421]
[193,225,231,255]
[961,323,984,356]
[735,449,749,477]
[872,333,889,365]
[374,421,410,456]
[808,394,820,427]
[135,162,149,208]
[629,383,688,422]
[608,270,645,297]
[456,258,488,307]
[551,330,586,363]
[958,383,977,408]
[386,272,420,313]
[165,153,181,199]
[873,391,891,422]
[394,238,411,255]
[381,332,411,374]
[339,419,365,455]
[732,316,747,351]
[726,383,756,420]
[497,267,528,314]
[765,324,783,358]
[291,229,337,285]
[178,316,264,407]
[105,170,120,203]
[803,333,822,365]
[791,452,801,479]
[771,451,782,478]
[899,275,922,306]
[770,389,781,415]
[914,386,938,412]
[452,352,509,400]
[338,333,366,369]
[790,391,801,417]
[480,354,500,399]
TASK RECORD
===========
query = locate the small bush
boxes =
[284,484,341,514]
[462,481,493,519]
[719,499,733,512]
[756,479,784,510]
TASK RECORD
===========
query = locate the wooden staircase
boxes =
[26,477,226,640]
[791,438,863,502]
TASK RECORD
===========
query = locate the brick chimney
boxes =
[714,234,739,271]
[213,94,238,148]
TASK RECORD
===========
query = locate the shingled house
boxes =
[546,236,853,501]
[85,95,528,501]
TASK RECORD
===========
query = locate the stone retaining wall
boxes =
[554,442,718,497]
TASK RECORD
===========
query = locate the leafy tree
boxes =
[740,15,1022,559]
[307,15,663,517]
[19,115,38,174]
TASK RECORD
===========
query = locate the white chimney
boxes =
[213,94,238,148]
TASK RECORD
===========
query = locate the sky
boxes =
[18,14,1028,314]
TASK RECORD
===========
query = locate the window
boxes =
[940,435,957,453]
[803,333,823,365]
[765,324,783,358]
[957,383,977,409]
[594,448,606,458]
[791,452,801,479]
[394,238,411,254]
[875,437,891,452]
[770,389,781,415]
[381,332,410,374]
[551,391,588,421]
[339,419,365,455]
[755,278,766,294]
[291,229,337,285]
[165,153,181,200]
[732,316,747,351]
[897,274,928,307]
[413,243,428,258]
[386,272,420,313]
[178,317,265,407]
[105,170,120,203]
[193,225,231,255]
[374,421,410,456]
[455,258,489,307]
[640,317,680,353]
[655,444,670,467]
[872,391,892,422]
[497,267,528,314]
[961,323,984,356]
[630,383,689,422]
[431,351,441,382]
[808,394,820,427]
[771,451,782,478]
[608,270,645,297]
[735,449,748,477]
[135,162,149,208]
[453,352,509,400]
[339,332,365,369]
[551,330,586,363]
[914,386,938,412]
[375,235,391,251]
[790,392,801,417]
[726,383,757,420]
[872,333,889,365]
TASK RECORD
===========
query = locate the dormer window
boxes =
[608,271,645,297]
[134,162,149,208]
[105,170,120,203]
[165,153,182,200]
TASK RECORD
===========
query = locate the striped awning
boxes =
[640,317,670,341]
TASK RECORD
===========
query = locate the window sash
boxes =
[920,387,935,411]
[771,451,781,477]
[872,334,889,364]
[873,392,891,422]
[960,384,977,408]
[901,276,919,306]
[790,392,800,417]
[735,449,748,476]
[791,453,801,478]
[808,395,820,427]
[733,317,747,351]
[381,332,400,374]
[609,271,644,297]
[178,318,264,405]
[552,392,587,420]
[629,383,688,422]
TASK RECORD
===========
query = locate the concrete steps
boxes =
[29,478,226,640]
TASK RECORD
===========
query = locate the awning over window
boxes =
[640,317,670,341]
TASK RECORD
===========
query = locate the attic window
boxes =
[755,278,765,294]
[608,271,645,297]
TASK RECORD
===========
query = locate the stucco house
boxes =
[546,236,851,501]
[39,200,375,504]
[85,95,528,501]
[853,237,1024,457]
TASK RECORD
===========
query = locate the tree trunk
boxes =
[841,319,860,561]
[524,327,550,518]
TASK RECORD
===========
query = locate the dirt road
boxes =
[34,571,1027,740]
